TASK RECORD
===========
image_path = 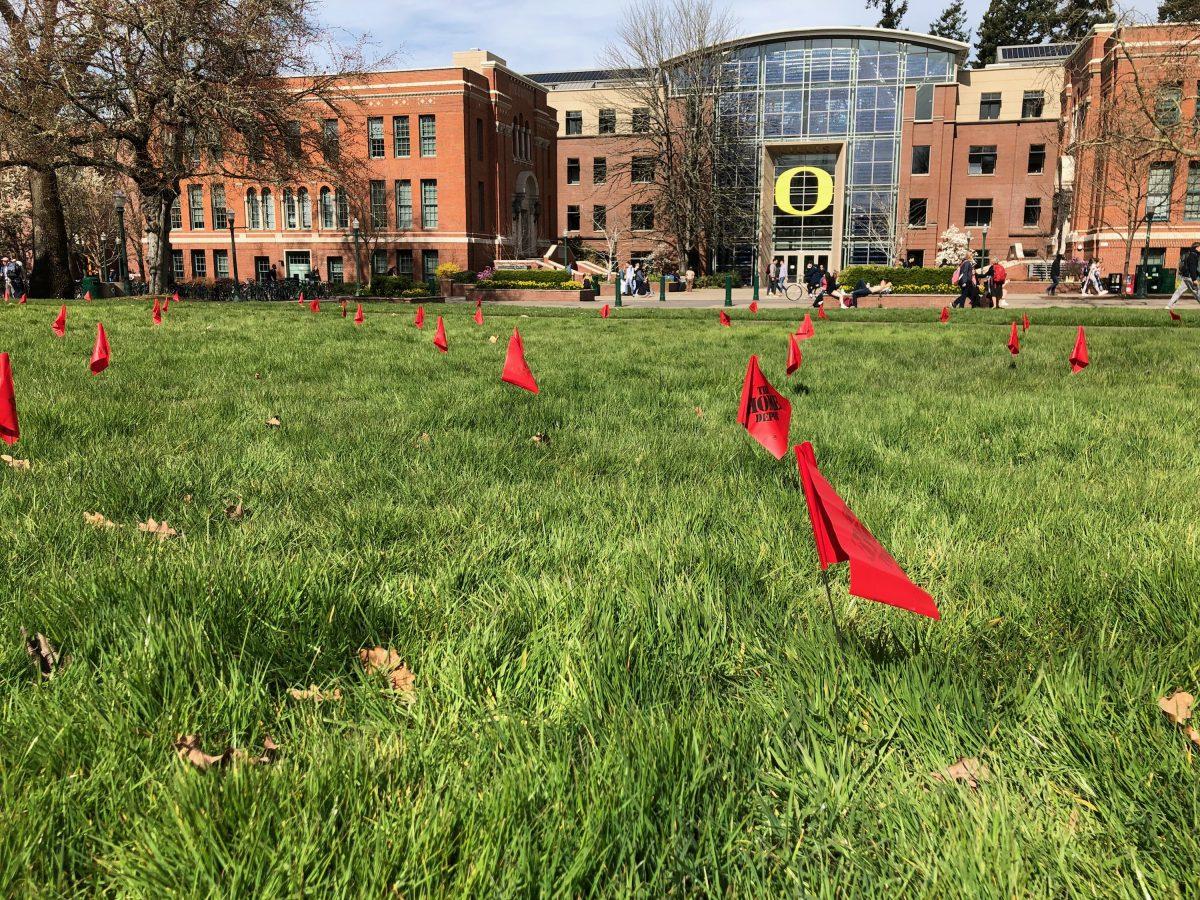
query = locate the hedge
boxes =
[474,279,584,292]
[693,271,743,289]
[838,265,956,289]
[489,269,575,285]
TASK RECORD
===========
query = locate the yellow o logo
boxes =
[774,166,834,217]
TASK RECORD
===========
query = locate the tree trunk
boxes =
[27,168,73,298]
[143,186,178,294]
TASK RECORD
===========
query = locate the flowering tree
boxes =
[935,225,972,266]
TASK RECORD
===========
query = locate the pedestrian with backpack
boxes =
[1168,242,1200,310]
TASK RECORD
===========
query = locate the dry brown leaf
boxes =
[530,432,549,445]
[182,494,193,504]
[138,518,179,539]
[289,685,343,703]
[224,502,249,521]
[358,646,416,700]
[253,372,262,380]
[488,334,498,344]
[265,415,282,428]
[174,734,232,771]
[417,433,431,445]
[1188,727,1200,748]
[1158,691,1194,725]
[2,453,31,470]
[83,511,117,529]
[694,406,704,417]
[931,757,990,790]
[20,627,66,679]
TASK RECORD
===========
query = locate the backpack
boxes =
[991,263,1007,284]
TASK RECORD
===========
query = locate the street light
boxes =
[112,189,132,296]
[351,217,361,285]
[980,222,990,266]
[1137,204,1158,299]
[225,208,240,298]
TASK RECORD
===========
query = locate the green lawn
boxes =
[2,299,1199,897]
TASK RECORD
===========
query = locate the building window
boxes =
[566,158,580,184]
[420,179,438,229]
[968,145,997,176]
[632,108,651,133]
[213,249,229,279]
[1184,162,1200,221]
[418,115,436,157]
[979,92,1001,120]
[566,204,580,231]
[1028,144,1046,175]
[964,198,993,227]
[190,249,206,278]
[284,120,301,158]
[592,204,607,231]
[631,203,654,230]
[907,249,925,267]
[393,116,410,157]
[911,145,930,175]
[565,111,582,135]
[1023,197,1041,227]
[261,188,275,229]
[422,250,438,280]
[631,157,655,183]
[1156,85,1182,127]
[396,249,413,275]
[395,180,412,229]
[1021,91,1044,119]
[246,189,261,229]
[372,250,389,275]
[284,189,297,229]
[913,84,934,122]
[367,117,384,158]
[254,256,270,282]
[335,189,348,229]
[370,179,387,229]
[327,257,343,283]
[320,187,334,229]
[169,196,182,230]
[1147,162,1173,221]
[210,184,227,229]
[188,185,204,229]
[593,157,607,184]
[298,188,311,229]
[171,250,184,281]
[476,118,484,161]
[598,108,616,134]
[908,198,927,227]
[322,119,339,162]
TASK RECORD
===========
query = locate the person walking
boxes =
[766,258,779,296]
[1082,258,1104,296]
[1168,241,1200,310]
[952,255,977,308]
[1048,252,1062,296]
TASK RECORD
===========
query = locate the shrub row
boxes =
[693,272,743,289]
[365,275,438,298]
[474,279,584,292]
[489,269,575,285]
[838,265,957,289]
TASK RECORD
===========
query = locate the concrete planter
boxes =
[465,287,594,303]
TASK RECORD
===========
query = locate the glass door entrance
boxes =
[782,253,830,284]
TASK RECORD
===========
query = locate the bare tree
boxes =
[59,168,122,279]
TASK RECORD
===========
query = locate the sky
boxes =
[319,0,1159,74]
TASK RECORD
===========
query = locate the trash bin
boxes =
[80,275,101,298]
[1106,273,1123,294]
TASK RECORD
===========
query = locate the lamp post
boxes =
[226,208,240,298]
[1137,205,1156,299]
[112,190,131,296]
[351,217,361,285]
[980,222,990,266]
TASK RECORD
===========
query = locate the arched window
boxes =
[245,188,260,230]
[261,188,275,229]
[298,188,311,229]
[320,187,334,229]
[284,188,297,229]
[335,188,349,229]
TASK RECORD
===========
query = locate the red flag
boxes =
[501,327,538,393]
[1007,322,1020,356]
[786,333,802,375]
[414,306,425,329]
[3,286,9,302]
[939,306,949,323]
[309,297,320,313]
[818,304,828,320]
[795,442,939,620]
[1069,325,1089,372]
[433,315,448,352]
[173,291,180,304]
[737,355,791,459]
[749,300,759,313]
[163,297,170,312]
[719,310,731,327]
[341,299,348,318]
[600,303,610,319]
[0,352,18,445]
[1169,309,1182,322]
[152,298,163,325]
[1022,312,1031,332]
[18,293,27,305]
[354,303,364,325]
[84,290,92,302]
[796,313,815,340]
[474,304,484,326]
[298,291,305,307]
[90,322,110,374]
[52,304,67,337]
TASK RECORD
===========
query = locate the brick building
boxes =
[166,50,557,285]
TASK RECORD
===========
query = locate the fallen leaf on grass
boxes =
[530,432,550,445]
[83,511,117,529]
[358,646,416,700]
[932,757,990,790]
[265,416,282,428]
[2,454,30,470]
[1159,691,1194,725]
[488,335,498,344]
[417,433,431,445]
[1188,727,1200,748]
[253,372,262,380]
[174,734,278,770]
[20,627,67,679]
[289,685,343,703]
[694,407,704,417]
[182,494,193,504]
[138,518,179,540]
[224,502,250,521]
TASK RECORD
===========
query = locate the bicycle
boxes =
[784,281,809,302]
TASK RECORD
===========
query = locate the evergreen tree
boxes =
[1158,0,1194,22]
[1052,0,1114,41]
[973,0,1057,67]
[928,0,971,43]
[867,0,909,30]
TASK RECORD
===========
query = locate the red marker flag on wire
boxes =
[152,298,163,325]
[939,306,949,323]
[0,352,18,445]
[1007,322,1020,356]
[474,304,484,326]
[341,299,348,318]
[796,313,815,340]
[749,301,759,313]
[310,297,320,314]
[90,323,110,374]
[1022,312,1031,332]
[84,290,92,302]
[600,303,610,319]
[719,310,732,327]
[19,293,27,305]
[354,303,364,325]
[163,296,170,312]
[786,333,802,375]
[795,441,939,620]
[51,305,67,337]
[1169,309,1182,322]
[172,291,180,304]
[433,315,448,352]
[737,355,791,459]
[1069,325,1089,372]
[414,306,425,329]
[298,291,305,307]
[501,327,538,393]
[818,304,828,320]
